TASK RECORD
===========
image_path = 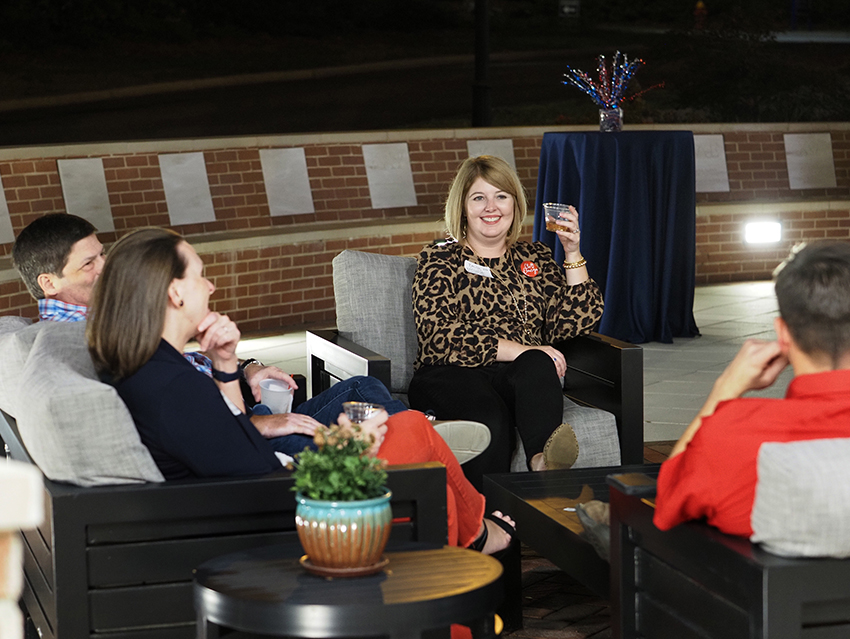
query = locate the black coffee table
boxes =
[194,544,504,639]
[483,464,660,598]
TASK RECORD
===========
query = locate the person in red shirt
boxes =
[655,241,850,536]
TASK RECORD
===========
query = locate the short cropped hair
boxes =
[12,214,97,300]
[87,228,186,381]
[774,240,850,366]
[444,155,528,244]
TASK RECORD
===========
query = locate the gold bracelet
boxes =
[563,257,587,270]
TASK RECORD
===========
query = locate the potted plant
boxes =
[292,403,392,576]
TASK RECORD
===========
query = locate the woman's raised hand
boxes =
[195,311,241,368]
[551,204,582,257]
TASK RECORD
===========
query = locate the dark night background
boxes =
[0,0,847,142]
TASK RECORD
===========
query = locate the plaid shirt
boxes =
[183,351,214,377]
[38,298,88,323]
[39,298,215,376]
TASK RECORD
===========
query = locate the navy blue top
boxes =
[112,339,281,480]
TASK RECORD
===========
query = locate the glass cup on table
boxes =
[543,202,573,232]
[342,402,386,453]
[342,401,385,424]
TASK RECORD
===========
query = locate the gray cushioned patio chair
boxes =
[307,249,646,467]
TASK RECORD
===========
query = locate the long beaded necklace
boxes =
[475,248,532,337]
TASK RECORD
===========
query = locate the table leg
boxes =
[467,614,497,639]
[496,539,522,631]
[196,614,220,639]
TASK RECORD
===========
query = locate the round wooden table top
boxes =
[194,544,504,638]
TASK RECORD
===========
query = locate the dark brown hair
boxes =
[774,240,850,366]
[12,213,97,300]
[87,228,186,380]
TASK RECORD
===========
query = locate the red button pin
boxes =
[520,261,539,277]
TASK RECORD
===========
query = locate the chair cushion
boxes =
[0,316,35,416]
[510,397,621,471]
[751,438,850,557]
[566,398,621,468]
[15,321,164,486]
[333,250,418,394]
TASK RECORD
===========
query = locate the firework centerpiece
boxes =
[562,52,645,132]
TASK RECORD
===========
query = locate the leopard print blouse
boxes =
[413,241,604,368]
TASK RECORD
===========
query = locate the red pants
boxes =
[379,411,485,639]
[378,410,486,549]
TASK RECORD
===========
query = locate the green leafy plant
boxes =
[291,421,388,501]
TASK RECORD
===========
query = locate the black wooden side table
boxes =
[194,544,504,639]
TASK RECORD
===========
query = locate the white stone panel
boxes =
[57,158,115,232]
[158,153,216,225]
[259,148,314,217]
[784,133,837,190]
[467,139,517,171]
[0,175,15,244]
[694,134,730,193]
[362,143,417,210]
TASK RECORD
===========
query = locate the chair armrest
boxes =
[1,409,33,464]
[555,332,645,465]
[306,329,391,398]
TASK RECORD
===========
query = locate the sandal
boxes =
[467,521,489,552]
[468,512,515,553]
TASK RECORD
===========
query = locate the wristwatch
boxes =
[238,358,263,378]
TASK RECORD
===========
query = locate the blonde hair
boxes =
[87,228,186,380]
[444,155,527,244]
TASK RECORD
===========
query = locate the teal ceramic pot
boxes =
[295,490,392,568]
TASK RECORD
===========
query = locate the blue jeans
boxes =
[295,375,407,425]
[250,404,316,457]
[254,376,407,456]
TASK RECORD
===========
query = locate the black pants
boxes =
[408,349,564,492]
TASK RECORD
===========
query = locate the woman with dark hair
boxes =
[409,155,604,489]
[87,228,514,554]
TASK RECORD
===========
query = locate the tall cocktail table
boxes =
[194,544,504,639]
[484,464,660,598]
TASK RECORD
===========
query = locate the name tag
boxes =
[464,260,492,278]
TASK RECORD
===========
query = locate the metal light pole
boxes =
[472,0,492,127]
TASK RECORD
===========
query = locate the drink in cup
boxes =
[543,202,572,232]
[259,379,293,414]
[342,401,384,424]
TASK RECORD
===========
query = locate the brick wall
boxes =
[698,130,850,203]
[695,202,850,284]
[691,128,850,284]
[0,123,848,329]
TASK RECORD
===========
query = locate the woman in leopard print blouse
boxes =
[409,155,603,490]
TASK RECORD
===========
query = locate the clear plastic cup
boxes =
[543,202,572,232]
[259,379,293,414]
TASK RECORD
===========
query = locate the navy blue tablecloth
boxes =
[533,131,700,344]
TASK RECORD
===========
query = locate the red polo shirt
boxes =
[654,369,850,537]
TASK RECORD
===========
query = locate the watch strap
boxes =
[212,368,242,383]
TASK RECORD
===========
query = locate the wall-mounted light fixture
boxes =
[744,221,782,244]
